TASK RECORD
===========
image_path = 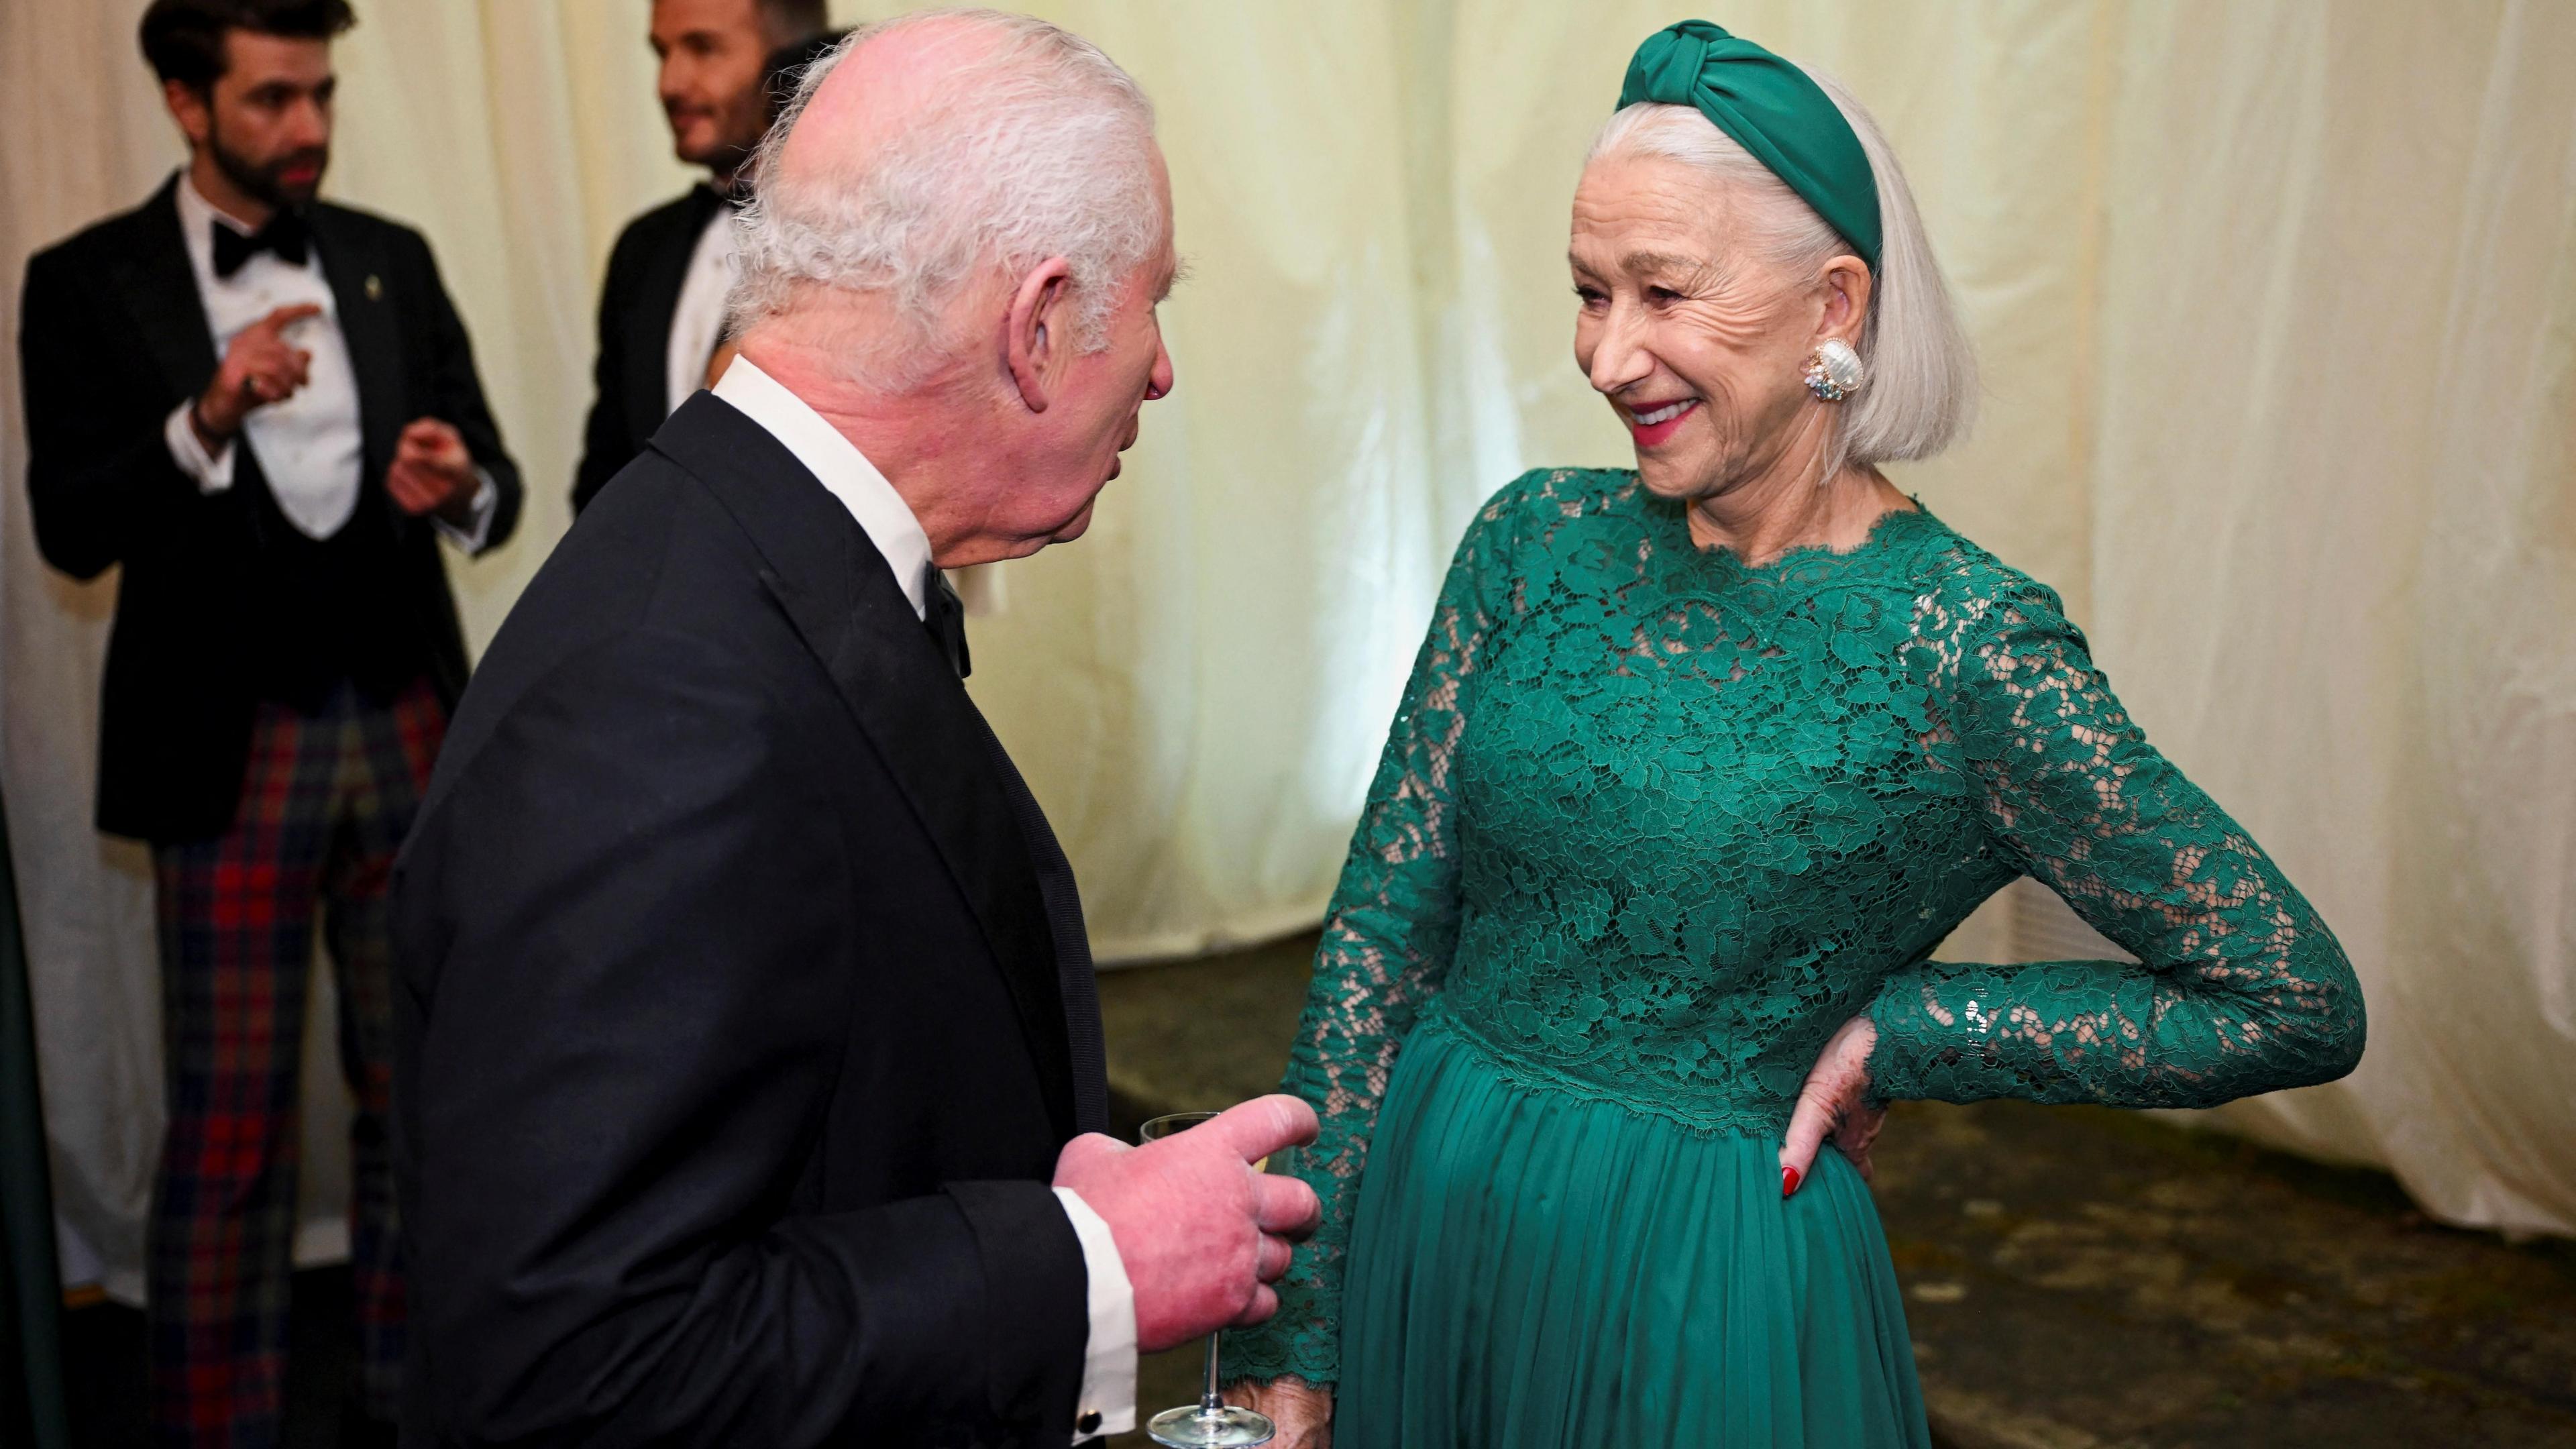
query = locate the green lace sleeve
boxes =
[1868,576,2366,1108]
[1222,479,1528,1390]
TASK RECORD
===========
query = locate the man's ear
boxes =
[1005,256,1075,415]
[163,79,213,149]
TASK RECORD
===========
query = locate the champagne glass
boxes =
[1138,1112,1276,1448]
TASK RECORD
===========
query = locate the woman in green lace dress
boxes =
[1224,21,2365,1449]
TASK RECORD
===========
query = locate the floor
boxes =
[63,1267,356,1449]
[58,930,2576,1448]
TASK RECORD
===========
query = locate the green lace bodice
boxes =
[1228,468,2363,1388]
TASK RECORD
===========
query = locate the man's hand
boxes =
[1053,1095,1321,1352]
[193,303,321,444]
[1779,1013,1885,1196]
[387,417,481,522]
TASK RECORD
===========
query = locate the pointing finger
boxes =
[259,303,324,333]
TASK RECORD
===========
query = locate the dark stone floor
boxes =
[62,1266,357,1449]
[1101,932,2576,1449]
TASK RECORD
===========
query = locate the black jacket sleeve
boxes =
[17,246,231,580]
[571,225,643,516]
[405,231,522,555]
[395,626,1088,1447]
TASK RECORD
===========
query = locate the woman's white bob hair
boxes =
[1587,72,1977,470]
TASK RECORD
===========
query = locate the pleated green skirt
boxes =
[1336,1014,1931,1449]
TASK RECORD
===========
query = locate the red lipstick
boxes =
[1625,398,1699,448]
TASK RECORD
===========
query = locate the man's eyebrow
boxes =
[1157,254,1191,302]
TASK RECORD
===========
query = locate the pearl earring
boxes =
[1803,339,1864,402]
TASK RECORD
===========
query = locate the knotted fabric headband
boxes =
[1617,19,1882,271]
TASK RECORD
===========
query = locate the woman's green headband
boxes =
[1616,19,1882,272]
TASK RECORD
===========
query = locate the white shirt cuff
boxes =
[1052,1186,1137,1443]
[164,399,236,490]
[431,470,500,552]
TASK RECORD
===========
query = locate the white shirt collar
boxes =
[712,356,932,620]
[175,172,245,280]
[175,171,256,229]
[174,172,294,278]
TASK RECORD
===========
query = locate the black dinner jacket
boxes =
[19,174,524,844]
[570,184,727,514]
[392,394,1106,1448]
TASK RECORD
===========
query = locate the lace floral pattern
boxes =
[1225,468,2364,1389]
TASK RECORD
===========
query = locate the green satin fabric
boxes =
[1617,19,1883,270]
[1335,1013,1930,1448]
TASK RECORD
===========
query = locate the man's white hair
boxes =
[1589,73,1977,472]
[727,7,1163,388]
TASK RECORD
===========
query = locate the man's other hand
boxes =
[387,417,480,521]
[1052,1094,1322,1352]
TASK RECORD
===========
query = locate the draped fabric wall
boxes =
[3,1,2569,1301]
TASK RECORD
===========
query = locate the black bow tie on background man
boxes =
[212,209,311,278]
[922,563,971,679]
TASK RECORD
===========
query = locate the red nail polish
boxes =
[1782,1167,1801,1198]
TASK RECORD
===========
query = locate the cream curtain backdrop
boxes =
[3,1,2569,1302]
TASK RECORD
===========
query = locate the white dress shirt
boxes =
[665,201,740,417]
[708,357,1138,1443]
[162,175,496,549]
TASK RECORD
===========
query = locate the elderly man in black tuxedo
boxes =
[17,1,521,1444]
[392,11,1318,1449]
[569,0,829,514]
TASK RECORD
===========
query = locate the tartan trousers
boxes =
[149,680,443,1449]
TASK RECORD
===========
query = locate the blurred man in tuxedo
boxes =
[17,1,522,1444]
[678,29,851,396]
[570,0,830,513]
[393,11,1316,1446]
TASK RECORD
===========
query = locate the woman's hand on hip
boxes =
[1224,1377,1332,1449]
[1780,1013,1883,1196]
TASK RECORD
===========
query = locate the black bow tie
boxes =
[212,210,310,278]
[922,564,971,680]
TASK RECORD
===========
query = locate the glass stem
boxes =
[1199,1331,1224,1415]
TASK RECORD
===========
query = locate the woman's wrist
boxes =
[1227,1373,1332,1393]
[1854,998,1907,1105]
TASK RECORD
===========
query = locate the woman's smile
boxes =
[1623,395,1701,447]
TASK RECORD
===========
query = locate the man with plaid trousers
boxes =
[19,1,521,1444]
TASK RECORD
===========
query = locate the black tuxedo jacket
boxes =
[19,174,523,844]
[571,185,727,514]
[393,394,1110,1447]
